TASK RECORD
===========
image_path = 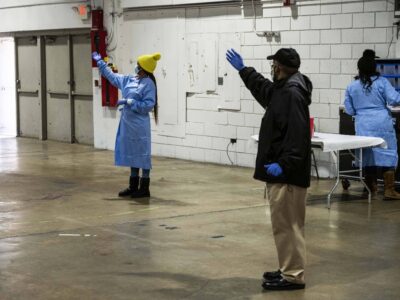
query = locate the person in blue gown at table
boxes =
[344,49,400,200]
[92,51,161,199]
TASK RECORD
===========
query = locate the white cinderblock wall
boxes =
[131,0,395,177]
[122,0,396,176]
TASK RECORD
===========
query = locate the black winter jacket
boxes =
[240,67,313,188]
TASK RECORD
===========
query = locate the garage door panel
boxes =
[19,94,40,138]
[45,36,70,142]
[46,94,71,142]
[46,36,69,92]
[72,35,92,95]
[17,37,40,92]
[74,97,93,145]
[72,34,93,145]
[17,34,93,143]
[17,37,41,138]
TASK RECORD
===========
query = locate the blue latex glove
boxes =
[92,51,102,62]
[226,48,245,71]
[117,99,127,106]
[264,163,283,177]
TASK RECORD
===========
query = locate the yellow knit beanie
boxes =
[137,52,161,74]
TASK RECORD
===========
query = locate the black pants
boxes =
[363,166,395,176]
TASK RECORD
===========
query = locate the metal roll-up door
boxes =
[72,34,93,145]
[16,37,41,138]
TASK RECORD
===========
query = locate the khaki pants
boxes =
[266,183,307,284]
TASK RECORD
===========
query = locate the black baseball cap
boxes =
[267,48,301,69]
[362,49,380,59]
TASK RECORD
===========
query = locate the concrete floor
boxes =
[1,137,400,300]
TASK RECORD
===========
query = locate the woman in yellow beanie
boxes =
[92,51,161,198]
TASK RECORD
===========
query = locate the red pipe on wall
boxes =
[91,9,118,107]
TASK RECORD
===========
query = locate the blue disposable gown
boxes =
[97,60,156,169]
[344,76,400,167]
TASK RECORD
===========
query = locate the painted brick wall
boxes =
[114,1,397,177]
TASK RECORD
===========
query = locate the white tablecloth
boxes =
[251,132,387,153]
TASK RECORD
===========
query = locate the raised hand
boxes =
[92,51,102,62]
[226,48,245,71]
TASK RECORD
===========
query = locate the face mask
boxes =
[270,64,279,82]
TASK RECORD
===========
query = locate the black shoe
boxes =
[118,176,139,197]
[263,270,281,281]
[132,177,150,198]
[262,277,305,291]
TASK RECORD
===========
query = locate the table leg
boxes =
[358,148,371,203]
[311,149,320,180]
[327,150,340,209]
[264,184,267,199]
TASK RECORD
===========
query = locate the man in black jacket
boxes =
[226,48,312,290]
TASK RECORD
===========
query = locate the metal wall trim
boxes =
[68,35,76,144]
[39,36,47,140]
[15,37,20,137]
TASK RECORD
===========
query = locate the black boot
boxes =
[363,174,378,195]
[118,176,139,197]
[383,171,400,200]
[263,270,282,281]
[131,177,150,198]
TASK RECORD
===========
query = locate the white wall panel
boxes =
[186,39,200,92]
[120,9,186,138]
[218,33,241,110]
[185,33,217,93]
[185,32,240,110]
[0,2,90,33]
[202,36,218,92]
[0,0,84,8]
[91,0,397,174]
[0,88,17,136]
[121,0,240,9]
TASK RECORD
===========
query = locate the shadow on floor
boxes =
[112,271,308,299]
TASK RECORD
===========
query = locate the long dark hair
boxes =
[142,69,159,125]
[356,49,380,92]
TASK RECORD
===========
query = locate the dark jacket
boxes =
[239,67,312,188]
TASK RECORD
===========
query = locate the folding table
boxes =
[251,132,387,208]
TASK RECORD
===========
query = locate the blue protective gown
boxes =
[97,60,156,169]
[344,76,400,167]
